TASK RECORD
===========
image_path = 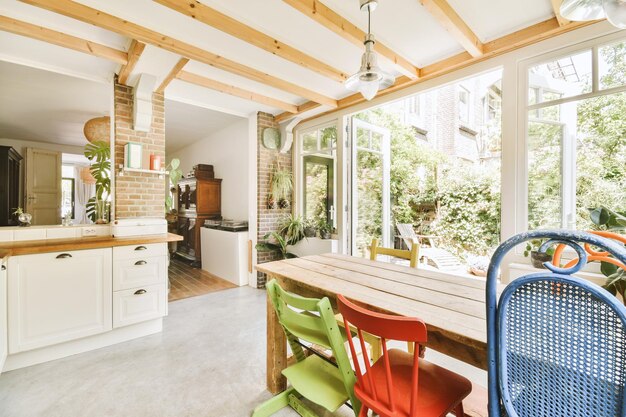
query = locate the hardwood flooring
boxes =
[168,257,236,302]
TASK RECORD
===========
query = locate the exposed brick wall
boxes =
[256,112,292,287]
[113,82,166,219]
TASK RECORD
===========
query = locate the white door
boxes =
[350,118,391,256]
[8,248,112,353]
[0,259,7,373]
[25,148,62,225]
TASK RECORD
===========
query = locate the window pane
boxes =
[304,160,330,225]
[356,149,383,255]
[320,126,337,149]
[356,127,369,148]
[528,50,592,104]
[302,131,317,151]
[370,132,383,152]
[575,92,626,228]
[599,41,626,90]
[527,120,563,229]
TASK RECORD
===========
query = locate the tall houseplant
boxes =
[84,140,111,223]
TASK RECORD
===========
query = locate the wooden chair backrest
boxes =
[370,238,419,268]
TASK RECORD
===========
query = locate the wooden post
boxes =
[266,286,287,394]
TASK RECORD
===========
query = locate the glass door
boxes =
[350,118,390,256]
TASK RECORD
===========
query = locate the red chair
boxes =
[337,295,472,417]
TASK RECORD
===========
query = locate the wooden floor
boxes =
[168,257,237,302]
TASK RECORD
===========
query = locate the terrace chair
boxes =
[337,294,472,417]
[396,224,462,270]
[486,230,626,417]
[252,279,360,417]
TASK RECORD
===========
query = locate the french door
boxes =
[349,118,390,256]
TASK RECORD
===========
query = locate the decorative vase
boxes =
[95,200,109,224]
[17,212,32,227]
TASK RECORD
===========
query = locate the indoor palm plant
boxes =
[84,140,111,223]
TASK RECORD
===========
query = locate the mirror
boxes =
[0,61,111,226]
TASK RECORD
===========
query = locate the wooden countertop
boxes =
[0,233,183,259]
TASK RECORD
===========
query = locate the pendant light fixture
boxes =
[345,0,395,101]
[560,0,626,29]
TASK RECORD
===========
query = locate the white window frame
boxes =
[458,86,471,124]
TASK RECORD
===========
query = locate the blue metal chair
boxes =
[486,230,626,417]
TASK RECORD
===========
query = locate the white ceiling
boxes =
[0,60,110,146]
[0,0,563,119]
[165,99,244,153]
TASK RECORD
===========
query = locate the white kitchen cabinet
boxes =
[0,259,7,373]
[113,284,167,328]
[8,248,112,353]
[113,256,167,291]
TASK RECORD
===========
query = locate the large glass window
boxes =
[526,40,626,230]
[299,124,337,228]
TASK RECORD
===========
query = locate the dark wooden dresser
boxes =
[175,175,222,267]
[0,146,23,226]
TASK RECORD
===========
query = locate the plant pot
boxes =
[304,227,316,238]
[469,267,487,277]
[267,195,277,210]
[531,251,553,269]
[278,198,290,209]
[320,231,331,240]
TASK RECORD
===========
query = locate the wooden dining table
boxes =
[257,253,497,398]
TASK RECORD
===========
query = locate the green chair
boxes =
[252,279,361,417]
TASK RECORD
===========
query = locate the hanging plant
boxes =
[269,160,292,209]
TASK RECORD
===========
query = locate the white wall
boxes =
[169,119,250,221]
[0,138,85,157]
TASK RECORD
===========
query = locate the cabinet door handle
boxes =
[56,253,72,259]
[134,260,147,266]
[134,246,147,251]
[134,289,147,295]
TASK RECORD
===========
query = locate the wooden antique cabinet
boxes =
[0,146,23,226]
[175,176,222,266]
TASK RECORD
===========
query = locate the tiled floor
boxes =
[0,286,487,417]
[168,257,236,302]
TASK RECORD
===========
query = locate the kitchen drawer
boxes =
[113,284,166,328]
[113,256,167,291]
[113,243,168,261]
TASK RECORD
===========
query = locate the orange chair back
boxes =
[552,231,626,271]
[337,294,427,417]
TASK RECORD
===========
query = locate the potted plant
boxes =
[269,161,292,210]
[588,206,626,305]
[84,140,111,223]
[278,214,306,245]
[12,207,32,227]
[318,219,333,240]
[255,232,297,260]
[524,239,555,269]
[304,218,317,238]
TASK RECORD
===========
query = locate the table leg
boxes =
[266,287,287,394]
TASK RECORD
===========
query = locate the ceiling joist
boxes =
[277,17,596,122]
[153,0,348,83]
[156,57,189,93]
[176,70,298,113]
[550,0,571,26]
[0,14,128,65]
[20,0,338,108]
[419,0,483,57]
[117,39,145,84]
[282,0,420,79]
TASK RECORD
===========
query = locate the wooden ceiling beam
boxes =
[156,57,189,94]
[419,0,483,57]
[276,18,596,122]
[282,0,420,79]
[0,14,128,65]
[117,39,146,85]
[20,0,338,108]
[153,0,347,83]
[176,71,299,113]
[550,0,571,27]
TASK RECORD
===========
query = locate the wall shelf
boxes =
[118,165,168,178]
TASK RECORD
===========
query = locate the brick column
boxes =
[113,82,166,219]
[256,112,292,287]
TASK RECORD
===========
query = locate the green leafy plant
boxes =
[84,141,111,222]
[165,158,183,213]
[256,232,297,259]
[588,206,626,231]
[318,219,333,239]
[523,239,556,257]
[269,161,292,207]
[304,218,317,238]
[278,214,306,245]
[588,206,626,305]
